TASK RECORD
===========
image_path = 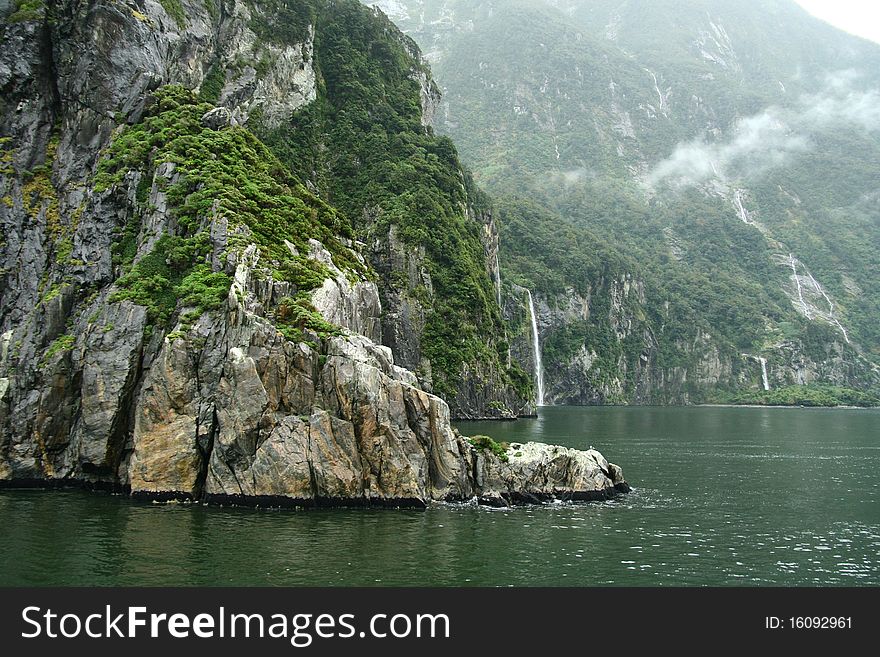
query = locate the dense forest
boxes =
[367,0,880,404]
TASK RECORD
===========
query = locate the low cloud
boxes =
[551,167,592,186]
[647,70,880,189]
[647,110,806,187]
[802,71,880,132]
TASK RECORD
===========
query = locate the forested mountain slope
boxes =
[369,0,880,404]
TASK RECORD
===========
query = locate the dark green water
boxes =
[1,406,878,586]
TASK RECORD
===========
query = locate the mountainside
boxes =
[368,0,880,404]
[0,0,603,500]
[243,1,532,416]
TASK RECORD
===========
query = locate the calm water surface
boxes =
[1,406,878,586]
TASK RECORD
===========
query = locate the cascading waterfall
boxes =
[789,253,811,319]
[526,289,545,406]
[743,354,771,391]
[759,357,770,392]
[494,251,503,308]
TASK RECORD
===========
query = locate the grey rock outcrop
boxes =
[121,245,627,506]
[307,239,382,344]
[470,442,630,506]
[372,222,432,383]
[201,107,236,130]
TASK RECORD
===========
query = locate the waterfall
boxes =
[733,189,755,226]
[789,253,811,319]
[494,251,503,308]
[526,289,545,406]
[759,357,770,392]
[743,354,771,392]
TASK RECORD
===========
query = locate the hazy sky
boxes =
[794,0,880,44]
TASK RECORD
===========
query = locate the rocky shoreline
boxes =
[1,269,629,507]
[0,435,630,509]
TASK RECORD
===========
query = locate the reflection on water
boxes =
[1,406,878,586]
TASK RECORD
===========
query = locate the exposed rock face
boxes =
[371,223,432,381]
[471,443,630,506]
[307,239,382,344]
[3,233,628,506]
[213,3,318,128]
[371,217,526,419]
[0,0,622,505]
[201,107,236,130]
[505,280,876,406]
[121,250,475,505]
[767,339,877,388]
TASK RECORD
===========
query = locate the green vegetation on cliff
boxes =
[157,0,187,28]
[97,85,366,333]
[7,0,45,23]
[251,0,522,402]
[469,435,509,462]
[110,234,229,325]
[275,294,343,344]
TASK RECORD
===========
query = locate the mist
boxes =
[647,71,880,188]
[802,72,880,132]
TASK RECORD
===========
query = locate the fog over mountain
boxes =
[649,70,880,188]
[367,0,880,405]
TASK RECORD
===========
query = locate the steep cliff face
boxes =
[0,0,615,501]
[505,274,873,406]
[0,0,527,461]
[245,1,529,417]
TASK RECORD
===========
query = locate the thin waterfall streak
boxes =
[790,254,811,319]
[495,252,503,308]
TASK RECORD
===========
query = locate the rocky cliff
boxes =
[2,0,530,420]
[0,0,622,503]
[505,277,875,406]
[242,1,531,418]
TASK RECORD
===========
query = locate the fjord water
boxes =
[1,406,878,586]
